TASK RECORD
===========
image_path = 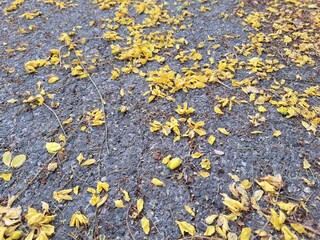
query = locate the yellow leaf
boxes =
[258,106,267,112]
[151,178,165,187]
[228,173,240,182]
[70,211,89,228]
[121,189,131,202]
[281,225,298,240]
[199,171,210,178]
[120,88,125,97]
[53,189,73,202]
[167,158,182,170]
[141,216,150,234]
[277,106,288,115]
[97,181,109,193]
[81,159,96,166]
[2,151,12,166]
[137,199,144,215]
[73,186,79,195]
[175,221,196,236]
[255,180,276,193]
[205,214,218,224]
[159,154,170,164]
[11,154,26,168]
[0,173,12,181]
[184,205,195,217]
[191,152,203,159]
[303,158,311,169]
[7,98,18,104]
[240,227,251,240]
[62,117,73,125]
[47,162,57,171]
[200,158,211,170]
[204,226,215,236]
[273,130,281,137]
[290,223,307,234]
[77,153,84,164]
[48,76,59,84]
[270,208,286,230]
[46,142,61,154]
[208,135,216,145]
[277,202,297,214]
[214,106,224,114]
[222,193,247,216]
[240,180,252,189]
[218,128,230,135]
[114,200,125,208]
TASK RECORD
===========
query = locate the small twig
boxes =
[217,80,232,90]
[126,204,136,240]
[15,154,57,199]
[43,103,66,136]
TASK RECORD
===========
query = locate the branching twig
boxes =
[43,103,66,136]
[75,54,110,155]
[126,204,136,240]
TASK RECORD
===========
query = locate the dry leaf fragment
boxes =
[0,173,12,181]
[137,199,144,215]
[47,162,57,171]
[205,214,218,224]
[240,227,251,240]
[256,180,275,193]
[199,171,210,178]
[46,142,62,154]
[121,189,131,202]
[191,152,203,159]
[281,225,298,240]
[114,200,125,208]
[221,194,247,216]
[53,189,73,202]
[303,158,311,169]
[270,208,286,230]
[141,216,150,234]
[208,135,216,145]
[214,149,224,156]
[81,159,96,166]
[184,205,195,217]
[151,178,165,187]
[70,211,89,227]
[273,130,282,137]
[204,226,215,236]
[77,153,84,164]
[200,158,211,170]
[214,106,224,114]
[175,221,196,236]
[218,128,230,135]
[240,180,252,189]
[290,223,306,234]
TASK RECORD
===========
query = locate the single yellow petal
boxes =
[141,216,150,234]
[184,205,195,217]
[151,178,165,187]
[175,221,196,236]
[204,226,215,236]
[2,151,12,166]
[167,158,182,170]
[46,142,61,154]
[10,154,26,168]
